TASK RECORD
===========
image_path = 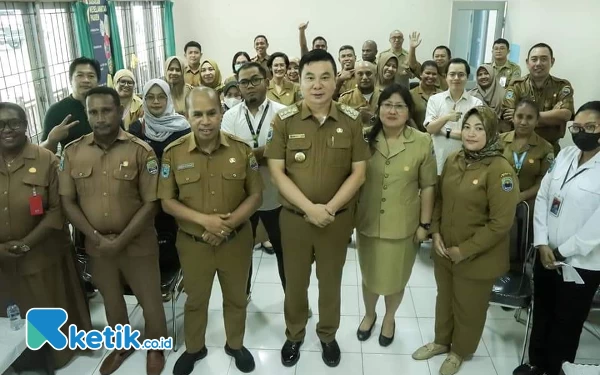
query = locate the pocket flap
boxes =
[21,173,49,187]
[327,135,351,149]
[71,166,92,179]
[112,168,138,181]
[288,139,312,151]
[222,171,246,180]
[175,170,201,185]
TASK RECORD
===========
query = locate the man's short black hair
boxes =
[254,35,269,44]
[432,46,452,59]
[338,45,355,55]
[299,49,337,77]
[493,38,510,49]
[447,58,470,76]
[69,57,101,80]
[184,41,202,53]
[312,36,327,46]
[421,60,439,73]
[267,52,290,71]
[528,43,554,59]
[237,61,268,79]
[0,102,27,122]
[85,86,121,108]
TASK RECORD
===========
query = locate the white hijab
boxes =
[142,79,190,142]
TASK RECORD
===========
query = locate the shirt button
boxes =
[185,177,190,181]
[103,171,107,175]
[210,173,214,177]
[124,174,128,178]
[213,209,217,212]
[3,207,7,211]
[385,161,390,165]
[104,213,108,217]
[103,192,108,196]
[3,191,6,195]
[384,173,389,178]
[382,198,386,202]
[78,172,83,176]
[232,174,237,177]
[211,191,216,195]
[380,209,385,214]
[383,185,388,190]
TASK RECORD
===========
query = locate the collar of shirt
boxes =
[300,101,340,122]
[374,126,416,158]
[186,66,200,74]
[187,131,230,153]
[85,128,130,147]
[242,98,269,115]
[503,131,541,147]
[442,90,469,103]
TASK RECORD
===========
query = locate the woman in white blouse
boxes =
[514,101,600,375]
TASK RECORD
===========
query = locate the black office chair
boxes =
[490,201,534,365]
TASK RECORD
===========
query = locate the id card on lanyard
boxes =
[513,151,527,175]
[550,164,587,217]
[244,102,270,148]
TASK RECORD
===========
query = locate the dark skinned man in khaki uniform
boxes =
[265,49,370,368]
[59,87,167,375]
[502,43,574,155]
[339,61,381,125]
[159,87,263,375]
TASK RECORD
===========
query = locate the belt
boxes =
[179,223,245,244]
[285,207,347,217]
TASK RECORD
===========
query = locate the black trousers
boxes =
[247,207,286,295]
[529,256,600,375]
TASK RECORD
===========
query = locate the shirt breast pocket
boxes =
[326,134,351,168]
[222,170,246,200]
[70,166,94,196]
[112,167,139,197]
[21,173,49,209]
[174,169,201,199]
[287,139,312,169]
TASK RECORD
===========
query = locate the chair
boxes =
[489,201,533,365]
[582,287,600,340]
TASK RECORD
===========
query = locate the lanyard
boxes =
[513,151,528,175]
[244,102,270,148]
[560,164,587,191]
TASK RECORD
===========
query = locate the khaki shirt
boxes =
[252,55,272,79]
[432,152,519,279]
[267,79,301,106]
[157,131,264,238]
[0,143,70,275]
[264,101,371,211]
[411,64,448,91]
[410,85,442,132]
[379,48,413,87]
[500,131,554,192]
[123,95,144,131]
[184,66,201,87]
[491,60,521,87]
[339,74,358,95]
[357,127,437,239]
[58,130,159,256]
[339,87,381,114]
[502,74,574,143]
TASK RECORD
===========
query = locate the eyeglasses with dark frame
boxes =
[568,123,600,134]
[238,77,264,88]
[0,119,27,131]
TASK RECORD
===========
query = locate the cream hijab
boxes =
[469,64,505,117]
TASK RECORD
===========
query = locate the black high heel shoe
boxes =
[378,321,395,347]
[356,314,377,341]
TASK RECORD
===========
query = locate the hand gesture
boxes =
[201,213,233,238]
[202,231,225,247]
[47,115,80,144]
[304,204,335,228]
[446,246,464,263]
[299,21,309,31]
[503,109,515,121]
[338,69,354,81]
[432,233,448,259]
[358,106,374,124]
[538,245,558,270]
[413,227,428,244]
[409,32,422,49]
[95,234,123,256]
[0,242,25,260]
[446,111,462,122]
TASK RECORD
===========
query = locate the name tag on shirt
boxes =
[289,134,305,139]
[29,195,44,216]
[499,76,507,88]
[550,196,562,217]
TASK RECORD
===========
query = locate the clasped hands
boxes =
[303,204,336,228]
[432,233,464,263]
[199,212,236,246]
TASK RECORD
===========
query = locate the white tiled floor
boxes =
[5,241,600,375]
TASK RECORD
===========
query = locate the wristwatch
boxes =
[553,248,566,262]
[445,127,451,139]
[419,222,431,231]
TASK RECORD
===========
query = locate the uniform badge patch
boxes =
[501,175,514,192]
[59,154,65,171]
[505,90,514,100]
[161,164,171,178]
[561,86,572,96]
[546,153,555,164]
[266,126,274,144]
[146,159,159,175]
[249,154,259,170]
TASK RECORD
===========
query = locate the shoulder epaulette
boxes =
[339,103,359,120]
[224,132,248,145]
[339,89,354,98]
[278,104,299,120]
[130,136,154,152]
[63,134,87,151]
[163,134,188,153]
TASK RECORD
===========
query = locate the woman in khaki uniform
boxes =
[200,59,224,94]
[356,84,437,346]
[266,52,301,106]
[376,53,399,92]
[0,102,91,368]
[410,60,442,132]
[164,56,193,115]
[286,57,300,83]
[500,99,554,207]
[412,106,519,375]
[113,69,143,130]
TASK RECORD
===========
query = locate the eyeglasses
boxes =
[238,77,264,88]
[118,80,135,87]
[447,72,467,79]
[145,94,168,103]
[0,119,26,131]
[569,123,600,134]
[380,103,408,112]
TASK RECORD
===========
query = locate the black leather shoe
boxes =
[513,363,545,375]
[281,340,303,367]
[378,321,395,347]
[173,347,208,375]
[356,314,377,341]
[321,340,341,367]
[225,344,255,373]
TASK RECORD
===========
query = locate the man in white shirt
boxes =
[221,62,287,295]
[424,58,484,174]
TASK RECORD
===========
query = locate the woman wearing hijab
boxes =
[222,81,242,112]
[113,69,143,130]
[225,51,251,85]
[412,106,519,375]
[0,102,92,369]
[469,64,508,131]
[287,57,300,83]
[164,56,194,115]
[376,52,399,92]
[200,59,224,94]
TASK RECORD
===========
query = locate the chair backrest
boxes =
[508,201,530,273]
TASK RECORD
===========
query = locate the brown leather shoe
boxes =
[99,348,135,375]
[147,350,165,375]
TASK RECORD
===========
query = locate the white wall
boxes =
[173,0,600,145]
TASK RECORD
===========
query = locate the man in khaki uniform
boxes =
[298,21,328,57]
[265,49,370,368]
[339,61,380,124]
[159,87,263,375]
[407,32,450,91]
[489,38,521,88]
[184,41,202,87]
[361,40,378,64]
[59,87,167,375]
[378,30,414,87]
[502,43,574,154]
[334,45,358,98]
[252,35,272,79]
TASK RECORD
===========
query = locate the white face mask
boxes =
[234,63,244,72]
[224,97,242,108]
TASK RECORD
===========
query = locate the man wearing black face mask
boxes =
[515,101,600,375]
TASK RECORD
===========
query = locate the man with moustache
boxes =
[159,87,263,375]
[183,41,203,87]
[252,35,272,79]
[339,61,380,124]
[335,45,358,98]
